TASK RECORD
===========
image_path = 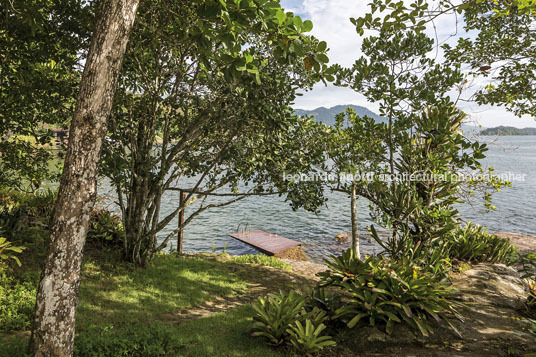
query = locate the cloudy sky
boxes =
[280,0,536,128]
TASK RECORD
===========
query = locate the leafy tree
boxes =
[331,3,503,258]
[326,108,386,255]
[102,0,331,265]
[0,0,93,190]
[444,0,536,118]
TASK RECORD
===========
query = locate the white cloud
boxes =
[280,0,536,128]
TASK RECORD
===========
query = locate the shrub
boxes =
[0,189,56,237]
[231,254,292,271]
[287,319,336,356]
[250,290,335,353]
[86,209,124,249]
[449,223,517,263]
[319,249,461,337]
[0,273,36,332]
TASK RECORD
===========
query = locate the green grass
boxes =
[76,254,249,327]
[230,254,293,271]
[0,252,298,356]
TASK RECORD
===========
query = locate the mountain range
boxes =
[294,105,385,126]
[294,105,481,133]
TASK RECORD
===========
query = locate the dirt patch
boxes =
[274,245,308,260]
[279,258,327,280]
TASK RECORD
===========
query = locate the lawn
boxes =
[0,252,306,356]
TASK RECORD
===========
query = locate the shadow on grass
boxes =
[77,254,249,329]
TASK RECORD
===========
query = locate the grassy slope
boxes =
[0,252,298,356]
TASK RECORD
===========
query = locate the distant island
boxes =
[480,126,536,136]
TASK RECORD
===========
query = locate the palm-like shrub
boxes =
[449,222,517,263]
[319,249,461,337]
[250,290,336,352]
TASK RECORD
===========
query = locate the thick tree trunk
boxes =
[29,0,139,355]
[350,181,360,259]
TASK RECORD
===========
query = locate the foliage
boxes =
[231,254,292,271]
[0,189,125,253]
[86,209,124,249]
[0,272,36,332]
[0,189,56,238]
[287,318,336,356]
[449,223,518,263]
[251,290,308,346]
[444,0,536,118]
[0,237,25,267]
[527,279,536,309]
[0,0,93,190]
[250,290,335,353]
[319,249,461,337]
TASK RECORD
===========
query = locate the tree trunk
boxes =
[29,0,139,355]
[350,181,360,259]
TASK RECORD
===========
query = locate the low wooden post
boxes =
[178,190,186,255]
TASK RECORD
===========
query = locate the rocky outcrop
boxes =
[495,232,536,254]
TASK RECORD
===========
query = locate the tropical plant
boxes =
[326,108,387,255]
[449,223,518,263]
[250,290,335,353]
[0,237,25,267]
[287,318,336,356]
[86,209,124,249]
[319,249,462,337]
[251,290,307,346]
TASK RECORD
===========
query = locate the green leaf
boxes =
[302,20,313,32]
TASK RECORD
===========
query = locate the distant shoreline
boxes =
[480,126,536,136]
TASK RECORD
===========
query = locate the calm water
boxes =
[98,136,536,263]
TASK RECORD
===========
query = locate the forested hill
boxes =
[294,105,385,125]
[480,126,536,136]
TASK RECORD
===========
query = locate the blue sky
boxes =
[281,0,536,128]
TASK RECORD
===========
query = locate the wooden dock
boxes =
[228,230,301,256]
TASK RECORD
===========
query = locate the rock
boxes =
[494,231,536,254]
[334,233,350,244]
[454,263,528,309]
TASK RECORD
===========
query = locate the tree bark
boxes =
[350,181,360,259]
[29,0,139,355]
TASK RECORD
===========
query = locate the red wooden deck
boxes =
[228,230,301,256]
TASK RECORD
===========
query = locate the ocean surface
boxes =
[98,136,536,263]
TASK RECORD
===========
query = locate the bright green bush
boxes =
[0,273,36,332]
[287,318,336,356]
[319,249,461,337]
[250,290,335,353]
[231,254,292,271]
[449,222,517,263]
